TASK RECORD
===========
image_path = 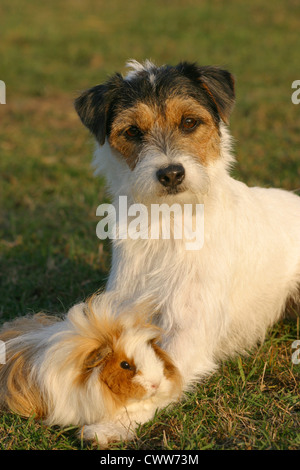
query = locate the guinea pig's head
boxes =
[67,294,182,413]
[79,317,182,407]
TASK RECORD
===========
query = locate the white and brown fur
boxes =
[0,292,182,445]
[74,60,300,388]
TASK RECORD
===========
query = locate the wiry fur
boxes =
[75,60,300,388]
[0,293,182,446]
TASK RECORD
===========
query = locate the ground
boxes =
[0,0,299,450]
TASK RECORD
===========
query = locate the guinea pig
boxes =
[0,292,182,446]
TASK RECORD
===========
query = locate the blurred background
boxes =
[1,0,300,317]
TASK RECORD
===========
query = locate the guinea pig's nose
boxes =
[151,382,159,390]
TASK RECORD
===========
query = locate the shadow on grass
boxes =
[0,249,109,322]
[0,197,111,321]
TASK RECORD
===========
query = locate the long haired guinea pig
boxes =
[0,293,182,446]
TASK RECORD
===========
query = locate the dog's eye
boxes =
[181,117,199,132]
[120,361,133,370]
[125,126,143,139]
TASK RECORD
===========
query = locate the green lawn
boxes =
[0,0,299,450]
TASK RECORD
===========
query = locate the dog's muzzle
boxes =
[156,164,185,192]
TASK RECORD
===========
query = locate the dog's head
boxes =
[75,60,235,203]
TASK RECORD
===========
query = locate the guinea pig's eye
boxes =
[120,361,133,370]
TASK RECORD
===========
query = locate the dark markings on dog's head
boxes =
[176,62,235,124]
[74,61,235,146]
[74,74,124,145]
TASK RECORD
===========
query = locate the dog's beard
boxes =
[129,152,211,206]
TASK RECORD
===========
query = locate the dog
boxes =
[75,60,300,388]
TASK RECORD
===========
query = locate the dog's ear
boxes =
[74,84,108,145]
[197,66,235,123]
[177,63,235,124]
[74,74,123,145]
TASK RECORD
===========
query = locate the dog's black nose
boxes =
[156,164,185,189]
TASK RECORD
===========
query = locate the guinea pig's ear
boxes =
[84,344,112,370]
[74,73,123,145]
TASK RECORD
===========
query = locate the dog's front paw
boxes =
[80,422,135,446]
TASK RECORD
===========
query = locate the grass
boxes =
[0,0,299,451]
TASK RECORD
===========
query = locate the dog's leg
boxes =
[160,312,221,387]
